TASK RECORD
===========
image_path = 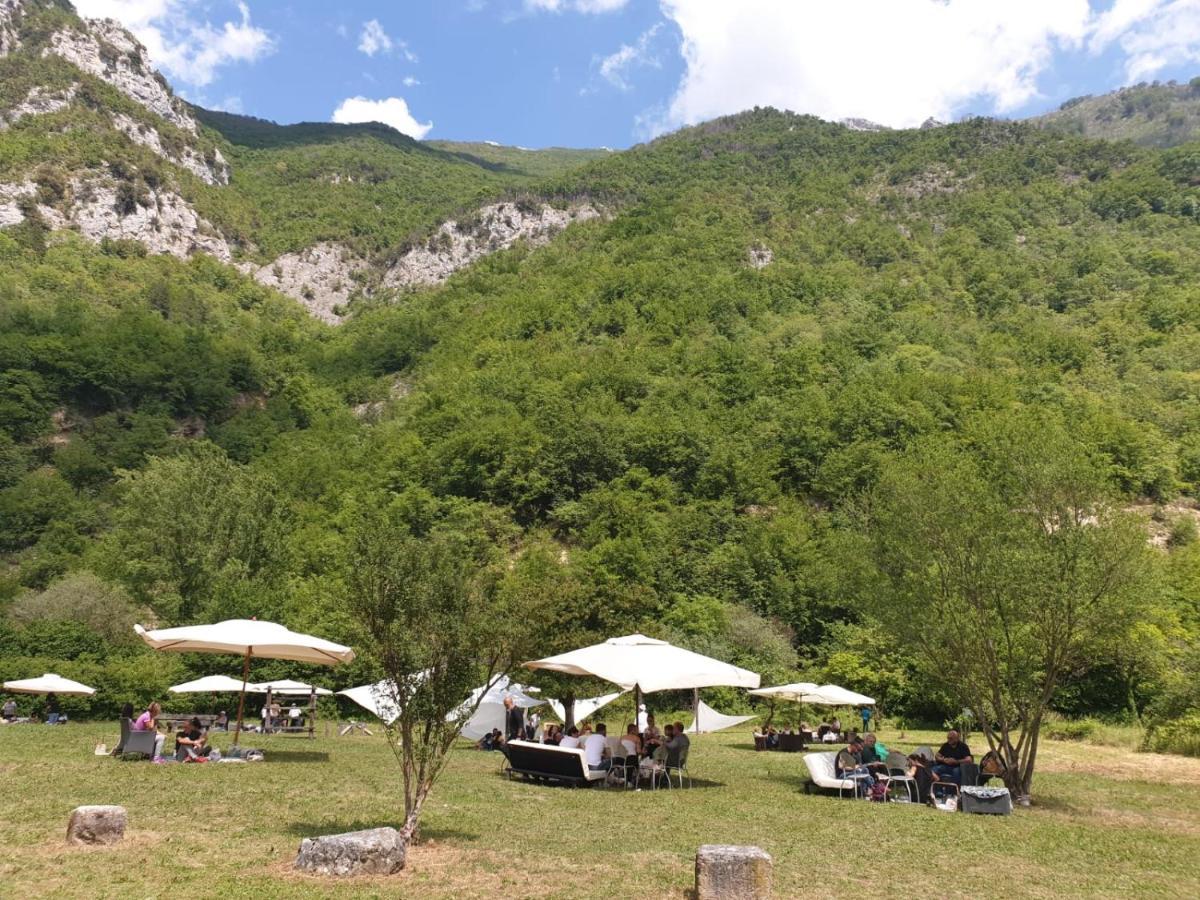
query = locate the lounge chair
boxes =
[504,739,609,788]
[803,751,858,798]
[122,730,157,758]
[779,732,805,752]
[112,716,132,755]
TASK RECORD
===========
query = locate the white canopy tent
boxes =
[135,619,354,743]
[3,673,96,695]
[686,699,757,734]
[169,675,252,694]
[547,691,625,725]
[252,679,333,696]
[524,634,760,728]
[453,676,545,741]
[338,680,403,725]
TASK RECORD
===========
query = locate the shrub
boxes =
[1143,715,1200,757]
[1044,716,1099,742]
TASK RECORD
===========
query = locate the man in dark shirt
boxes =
[933,730,973,784]
[175,717,207,760]
[504,695,524,742]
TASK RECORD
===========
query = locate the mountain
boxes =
[1035,79,1200,147]
[3,2,1200,724]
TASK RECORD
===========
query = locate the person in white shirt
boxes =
[559,725,582,749]
[583,723,611,772]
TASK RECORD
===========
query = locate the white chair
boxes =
[803,751,858,799]
[885,749,918,802]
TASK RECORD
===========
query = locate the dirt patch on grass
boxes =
[1040,744,1200,785]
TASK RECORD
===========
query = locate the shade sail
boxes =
[169,675,255,694]
[686,699,757,734]
[135,620,354,665]
[338,680,403,724]
[3,673,95,695]
[523,634,760,694]
[253,679,333,696]
[548,691,625,724]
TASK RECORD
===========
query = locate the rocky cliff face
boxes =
[249,201,603,323]
[381,201,601,291]
[0,175,233,260]
[0,0,20,56]
[43,18,196,133]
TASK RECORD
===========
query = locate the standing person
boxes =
[133,702,166,758]
[860,705,872,734]
[933,730,973,785]
[504,695,524,742]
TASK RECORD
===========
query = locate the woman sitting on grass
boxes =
[175,717,208,760]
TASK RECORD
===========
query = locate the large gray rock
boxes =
[295,827,406,877]
[67,805,127,845]
[696,844,772,900]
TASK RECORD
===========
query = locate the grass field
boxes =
[1,723,1197,898]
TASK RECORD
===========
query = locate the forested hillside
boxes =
[2,2,1199,749]
[1037,78,1200,148]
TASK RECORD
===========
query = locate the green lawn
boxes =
[0,724,1196,898]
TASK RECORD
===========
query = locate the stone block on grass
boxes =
[295,827,406,877]
[66,805,127,845]
[696,844,772,900]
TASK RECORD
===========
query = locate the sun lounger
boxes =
[504,739,609,787]
[803,751,858,798]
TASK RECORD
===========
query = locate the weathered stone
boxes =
[696,844,772,900]
[295,827,406,877]
[67,805,127,845]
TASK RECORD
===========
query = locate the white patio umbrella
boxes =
[747,682,823,703]
[135,619,354,744]
[524,634,760,727]
[252,679,333,696]
[811,685,875,706]
[3,673,96,695]
[169,675,254,694]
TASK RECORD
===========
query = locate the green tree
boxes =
[864,415,1148,802]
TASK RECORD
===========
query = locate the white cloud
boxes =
[1091,0,1200,81]
[332,96,433,139]
[357,18,418,62]
[598,23,661,91]
[525,0,630,12]
[358,19,392,56]
[73,0,274,88]
[213,95,243,113]
[403,76,421,87]
[654,0,1094,133]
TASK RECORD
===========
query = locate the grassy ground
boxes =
[0,723,1197,898]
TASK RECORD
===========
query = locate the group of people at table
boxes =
[482,701,690,780]
[834,729,976,800]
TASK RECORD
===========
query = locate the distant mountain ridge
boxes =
[1034,79,1200,148]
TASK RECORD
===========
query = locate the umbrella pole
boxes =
[234,648,251,746]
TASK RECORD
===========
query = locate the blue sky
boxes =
[73,1,1200,148]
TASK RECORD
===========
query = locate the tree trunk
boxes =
[563,696,576,731]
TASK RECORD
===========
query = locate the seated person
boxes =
[583,723,611,772]
[559,725,582,749]
[933,730,973,785]
[907,753,936,805]
[859,732,890,775]
[830,716,842,735]
[478,728,504,751]
[664,721,690,768]
[2,698,17,722]
[45,693,61,725]
[766,726,780,749]
[133,702,166,758]
[835,736,874,796]
[542,723,560,745]
[175,716,208,760]
[621,723,642,757]
[212,710,229,731]
[642,714,662,754]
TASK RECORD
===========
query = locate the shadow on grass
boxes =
[285,821,480,842]
[502,773,729,791]
[262,750,330,764]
